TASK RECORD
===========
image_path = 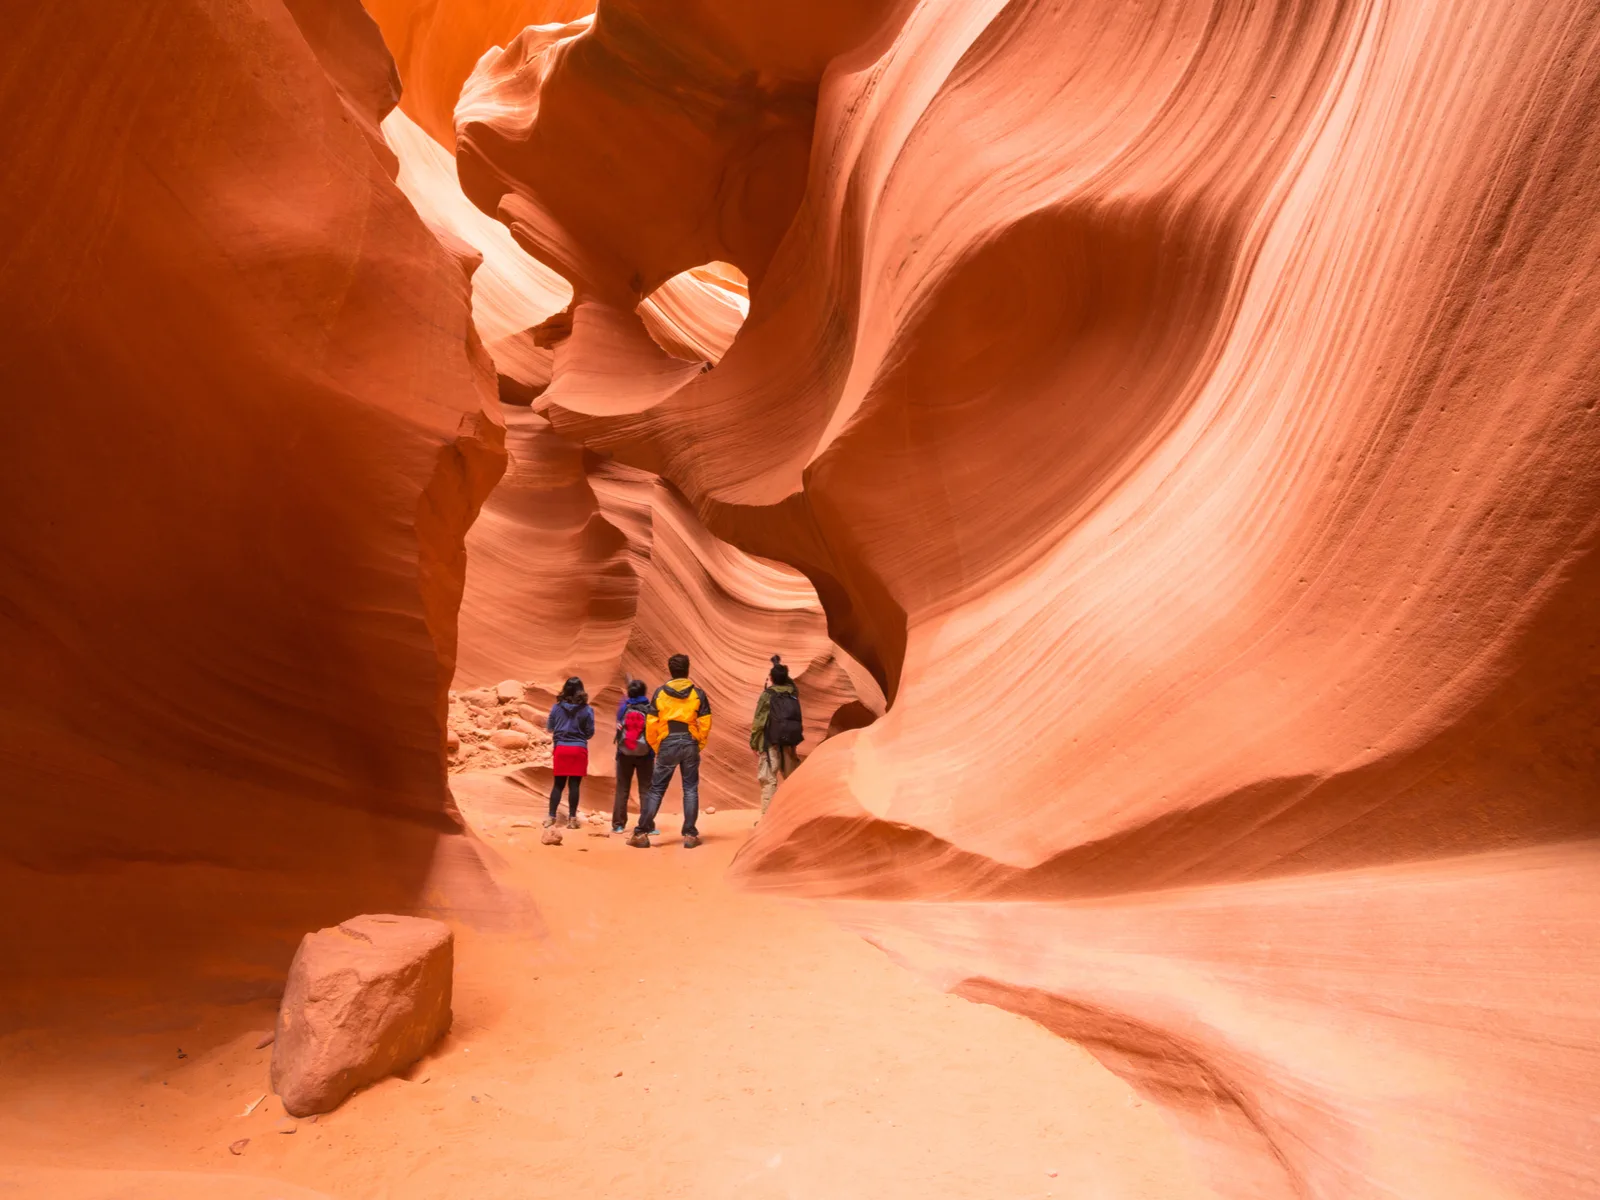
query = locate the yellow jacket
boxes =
[646,678,712,750]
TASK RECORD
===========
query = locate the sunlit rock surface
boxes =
[363,0,596,145]
[457,1,1600,1195]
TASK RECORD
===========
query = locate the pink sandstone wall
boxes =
[452,1,1600,1195]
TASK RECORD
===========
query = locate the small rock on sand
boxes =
[271,914,453,1117]
[495,679,524,703]
[489,730,529,751]
[254,1031,275,1049]
[229,1138,249,1156]
[541,827,563,846]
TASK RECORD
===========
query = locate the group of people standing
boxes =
[540,652,805,848]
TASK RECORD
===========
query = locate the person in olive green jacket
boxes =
[750,655,803,814]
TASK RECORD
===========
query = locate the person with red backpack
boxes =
[611,678,655,834]
[750,655,804,814]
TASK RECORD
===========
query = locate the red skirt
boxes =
[551,745,588,777]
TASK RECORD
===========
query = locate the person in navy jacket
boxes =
[544,676,595,828]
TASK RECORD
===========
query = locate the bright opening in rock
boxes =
[637,262,750,365]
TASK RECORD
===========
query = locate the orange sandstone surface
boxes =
[1,0,1597,1198]
[0,0,504,1016]
[0,783,1210,1199]
[458,1,1600,1198]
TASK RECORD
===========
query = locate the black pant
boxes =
[548,775,582,820]
[635,737,701,837]
[612,753,654,829]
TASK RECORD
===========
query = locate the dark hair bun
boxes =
[771,654,783,666]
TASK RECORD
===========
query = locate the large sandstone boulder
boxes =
[271,915,453,1116]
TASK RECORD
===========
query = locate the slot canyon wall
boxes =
[0,0,872,1027]
[0,0,507,1014]
[0,0,1595,1196]
[381,96,881,805]
[443,1,1600,1198]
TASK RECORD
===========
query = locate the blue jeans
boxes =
[636,737,700,837]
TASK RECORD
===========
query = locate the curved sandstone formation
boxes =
[3,0,1594,1192]
[0,0,503,1013]
[460,0,1600,1195]
[379,94,874,806]
[364,0,596,146]
[451,408,882,807]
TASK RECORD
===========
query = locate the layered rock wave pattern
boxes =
[3,0,1596,1194]
[383,89,879,808]
[449,0,1600,1196]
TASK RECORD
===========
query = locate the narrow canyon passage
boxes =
[4,0,1598,1196]
[0,771,1210,1200]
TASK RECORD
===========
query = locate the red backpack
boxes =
[619,706,650,756]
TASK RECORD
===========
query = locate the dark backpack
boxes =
[618,706,650,756]
[765,688,804,747]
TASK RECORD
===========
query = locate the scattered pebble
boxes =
[614,1071,623,1078]
[229,1138,250,1156]
[254,1031,275,1050]
[276,1118,297,1135]
[176,1049,187,1059]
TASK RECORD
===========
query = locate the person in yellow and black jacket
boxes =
[629,653,713,849]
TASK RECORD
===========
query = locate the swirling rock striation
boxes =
[459,0,1600,1195]
[363,0,597,146]
[377,97,876,807]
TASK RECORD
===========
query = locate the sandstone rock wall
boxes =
[363,0,596,145]
[0,0,503,1013]
[382,93,879,807]
[454,0,1600,1195]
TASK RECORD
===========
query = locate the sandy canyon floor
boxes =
[0,771,1211,1200]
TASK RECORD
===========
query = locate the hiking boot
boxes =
[627,833,652,848]
[611,825,627,835]
[542,818,556,828]
[567,816,582,830]
[682,835,702,849]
